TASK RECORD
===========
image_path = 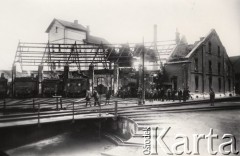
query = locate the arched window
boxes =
[55,27,58,33]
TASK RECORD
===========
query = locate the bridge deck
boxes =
[0,112,114,128]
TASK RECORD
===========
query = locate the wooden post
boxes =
[60,97,62,109]
[115,101,118,118]
[33,98,35,110]
[56,97,59,110]
[38,65,43,95]
[72,102,75,123]
[3,99,6,110]
[38,102,40,127]
[99,101,101,117]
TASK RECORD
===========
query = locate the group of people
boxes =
[85,87,215,106]
[144,87,192,102]
[85,89,111,107]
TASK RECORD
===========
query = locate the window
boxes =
[227,65,230,76]
[209,76,212,89]
[218,78,221,92]
[218,46,220,56]
[218,62,221,75]
[208,42,212,54]
[194,58,198,72]
[228,79,231,91]
[209,60,212,73]
[55,27,58,33]
[195,76,199,92]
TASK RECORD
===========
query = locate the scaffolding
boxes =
[13,40,176,71]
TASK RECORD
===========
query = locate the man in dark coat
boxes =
[167,88,171,101]
[209,88,215,106]
[105,89,111,105]
[183,88,188,102]
[160,88,165,101]
[171,89,176,102]
[93,90,100,107]
[178,88,182,102]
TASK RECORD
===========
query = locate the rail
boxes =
[0,97,119,127]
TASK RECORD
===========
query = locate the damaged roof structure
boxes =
[164,29,235,95]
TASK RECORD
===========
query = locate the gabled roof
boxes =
[185,29,224,58]
[46,18,88,33]
[84,35,109,45]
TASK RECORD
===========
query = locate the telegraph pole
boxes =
[142,38,145,104]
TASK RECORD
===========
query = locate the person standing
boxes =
[167,88,171,101]
[93,89,100,107]
[171,89,176,102]
[183,88,188,102]
[209,88,215,106]
[160,88,165,101]
[178,88,182,102]
[85,89,92,107]
[105,89,111,105]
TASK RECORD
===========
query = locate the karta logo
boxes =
[143,127,239,155]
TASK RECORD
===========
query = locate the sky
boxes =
[0,0,239,70]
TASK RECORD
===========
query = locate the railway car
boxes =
[64,78,88,97]
[0,77,8,98]
[14,77,38,98]
[42,79,63,97]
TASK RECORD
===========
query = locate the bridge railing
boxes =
[34,99,118,126]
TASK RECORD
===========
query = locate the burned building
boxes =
[165,29,234,95]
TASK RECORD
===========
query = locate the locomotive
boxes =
[42,79,63,97]
[64,78,88,97]
[14,77,38,98]
[64,71,89,97]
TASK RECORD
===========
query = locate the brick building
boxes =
[165,29,234,95]
[230,55,240,95]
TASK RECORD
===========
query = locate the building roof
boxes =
[46,18,88,33]
[84,35,109,45]
[230,55,240,64]
[230,55,240,73]
[185,29,225,58]
[167,35,192,62]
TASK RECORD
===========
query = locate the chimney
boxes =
[175,28,180,44]
[74,20,78,24]
[86,25,90,42]
[87,25,90,33]
[153,24,157,50]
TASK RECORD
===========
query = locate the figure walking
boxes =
[85,89,92,107]
[209,88,215,106]
[93,89,100,107]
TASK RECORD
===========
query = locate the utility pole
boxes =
[142,38,145,104]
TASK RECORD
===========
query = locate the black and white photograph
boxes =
[0,0,240,155]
